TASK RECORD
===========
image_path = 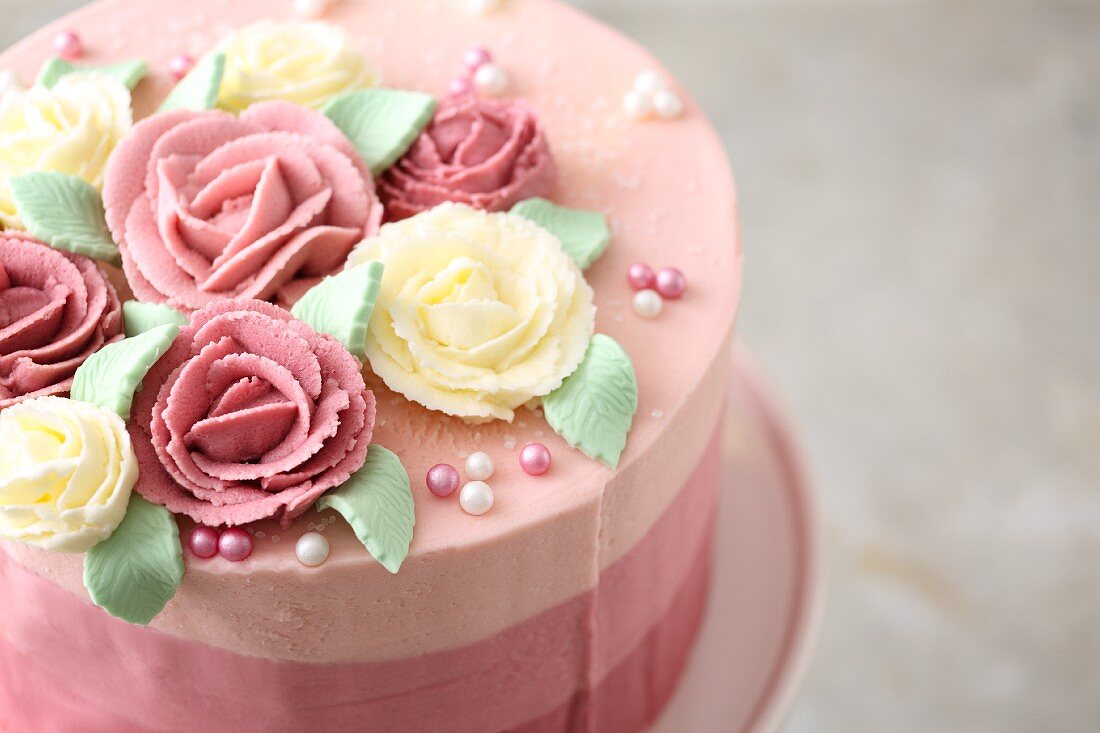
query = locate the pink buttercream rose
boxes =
[0,234,122,409]
[129,299,375,528]
[103,101,382,311]
[379,96,556,221]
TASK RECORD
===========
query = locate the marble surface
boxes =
[1,1,1098,731]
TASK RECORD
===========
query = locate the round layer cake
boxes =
[0,1,744,731]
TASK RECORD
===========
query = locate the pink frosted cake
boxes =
[0,1,748,731]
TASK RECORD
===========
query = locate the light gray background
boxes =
[2,1,1097,731]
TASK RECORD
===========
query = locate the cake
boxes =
[0,1,780,731]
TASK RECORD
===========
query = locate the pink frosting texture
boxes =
[379,96,556,221]
[129,299,375,528]
[0,234,122,409]
[102,102,382,311]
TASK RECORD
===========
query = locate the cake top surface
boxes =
[0,0,740,634]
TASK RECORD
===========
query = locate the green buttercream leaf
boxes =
[158,51,225,112]
[123,301,187,337]
[290,260,383,360]
[83,494,184,626]
[511,198,611,270]
[322,89,436,176]
[542,334,638,468]
[71,324,179,420]
[36,55,148,90]
[316,445,414,574]
[9,172,119,264]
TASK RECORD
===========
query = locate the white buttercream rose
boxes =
[348,203,596,422]
[218,20,379,112]
[0,396,138,552]
[0,73,132,228]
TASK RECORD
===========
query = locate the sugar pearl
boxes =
[218,528,253,562]
[473,63,508,97]
[0,70,21,99]
[169,54,195,81]
[447,76,475,97]
[633,71,667,97]
[653,90,684,120]
[426,463,461,497]
[622,90,653,120]
[292,0,328,18]
[469,0,503,15]
[466,451,494,481]
[633,289,663,319]
[519,443,552,476]
[188,526,219,559]
[463,47,493,72]
[53,31,83,61]
[295,532,330,567]
[627,262,656,290]
[460,481,495,516]
[655,267,687,299]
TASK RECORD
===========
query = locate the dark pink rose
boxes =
[130,299,374,528]
[0,234,122,409]
[380,96,556,221]
[103,102,382,312]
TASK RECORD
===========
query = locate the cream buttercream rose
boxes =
[347,203,595,423]
[0,396,137,552]
[217,21,379,113]
[0,72,132,228]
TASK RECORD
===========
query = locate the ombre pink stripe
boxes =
[0,432,720,733]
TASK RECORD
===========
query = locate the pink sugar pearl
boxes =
[169,54,195,80]
[53,31,83,61]
[463,47,493,72]
[188,526,219,559]
[655,267,687,299]
[447,77,475,97]
[218,528,253,562]
[520,443,552,476]
[426,463,461,497]
[627,262,656,291]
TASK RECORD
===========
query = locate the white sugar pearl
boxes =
[0,70,20,99]
[460,481,495,516]
[466,451,495,481]
[652,90,684,120]
[474,63,509,97]
[293,0,328,18]
[633,71,667,97]
[295,532,330,567]
[623,90,653,120]
[469,0,503,15]
[633,289,663,319]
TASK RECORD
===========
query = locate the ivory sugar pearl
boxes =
[632,289,663,319]
[218,528,253,562]
[295,532,330,567]
[465,451,495,481]
[460,481,495,516]
[426,463,461,498]
[188,526,219,559]
[473,63,509,97]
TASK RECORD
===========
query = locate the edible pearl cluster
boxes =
[188,526,255,562]
[449,47,509,98]
[628,264,687,318]
[425,442,553,517]
[623,71,683,121]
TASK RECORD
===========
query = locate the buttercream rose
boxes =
[379,96,556,221]
[218,21,378,113]
[130,299,374,527]
[347,203,594,422]
[0,73,132,228]
[102,101,382,311]
[1,234,123,410]
[0,396,137,552]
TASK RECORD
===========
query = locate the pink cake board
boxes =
[652,344,824,733]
